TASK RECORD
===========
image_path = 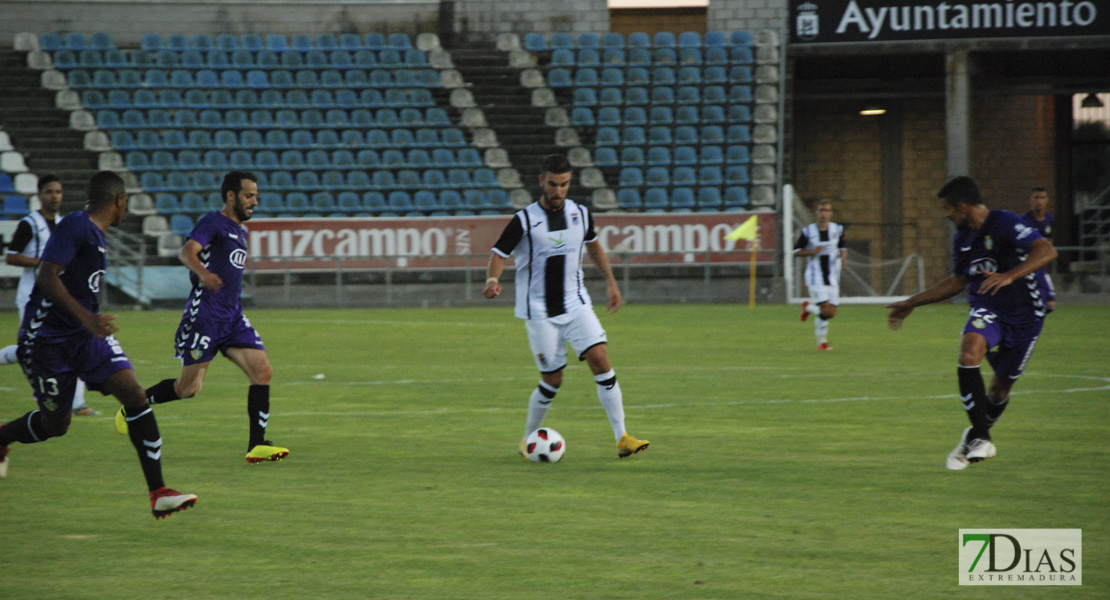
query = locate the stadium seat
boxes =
[602,32,625,49]
[286,192,310,212]
[388,191,414,211]
[724,186,749,208]
[697,187,722,209]
[698,166,723,186]
[730,46,754,65]
[702,126,725,145]
[598,87,622,106]
[726,145,751,164]
[726,166,750,185]
[673,167,697,187]
[625,87,649,105]
[362,191,386,212]
[551,48,575,67]
[595,127,619,146]
[622,127,646,145]
[619,167,644,188]
[628,32,651,48]
[574,88,598,106]
[700,145,724,165]
[705,47,728,66]
[647,147,671,166]
[626,67,650,86]
[628,47,651,67]
[597,107,620,126]
[727,125,752,144]
[617,189,642,210]
[643,188,668,209]
[645,167,669,187]
[702,105,726,124]
[621,147,644,166]
[594,147,618,167]
[671,187,696,209]
[654,48,677,66]
[648,106,673,125]
[728,105,752,123]
[336,191,361,212]
[728,66,753,84]
[678,48,702,65]
[339,33,362,51]
[624,106,647,126]
[364,33,387,50]
[653,32,676,48]
[169,214,194,236]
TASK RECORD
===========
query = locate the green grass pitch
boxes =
[1,303,1106,599]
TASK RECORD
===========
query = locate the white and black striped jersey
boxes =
[492,199,597,320]
[8,211,59,308]
[794,222,845,288]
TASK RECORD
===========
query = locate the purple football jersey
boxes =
[183,212,248,322]
[19,211,106,339]
[1021,210,1054,239]
[952,210,1047,322]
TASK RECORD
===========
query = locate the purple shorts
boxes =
[18,333,133,415]
[174,314,265,366]
[962,308,1043,382]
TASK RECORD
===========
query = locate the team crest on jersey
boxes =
[43,399,58,411]
[537,353,547,367]
[570,212,580,225]
[191,349,204,360]
[972,319,986,329]
[984,236,993,250]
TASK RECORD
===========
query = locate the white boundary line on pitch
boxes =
[274,374,1109,418]
[260,318,509,328]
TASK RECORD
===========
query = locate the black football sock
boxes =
[125,407,166,492]
[247,384,270,451]
[145,378,180,405]
[985,395,1009,428]
[0,410,55,445]
[957,366,992,441]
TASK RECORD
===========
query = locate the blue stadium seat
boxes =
[110,130,136,149]
[702,85,727,104]
[439,190,463,211]
[230,150,253,170]
[622,127,646,145]
[598,87,622,106]
[265,34,288,52]
[678,66,701,85]
[578,48,600,68]
[307,150,330,168]
[673,167,697,186]
[256,149,280,168]
[648,106,673,125]
[727,125,752,144]
[597,107,620,126]
[347,171,371,190]
[575,68,599,87]
[596,127,620,146]
[388,191,414,211]
[423,170,448,189]
[140,34,162,51]
[126,151,151,171]
[726,145,751,164]
[361,191,385,212]
[724,187,749,208]
[53,50,77,69]
[676,106,699,125]
[626,67,650,86]
[102,90,127,108]
[339,33,362,51]
[154,193,180,213]
[643,188,668,209]
[172,109,197,127]
[700,145,724,165]
[705,47,728,66]
[726,166,750,185]
[285,193,310,212]
[312,192,337,211]
[431,148,457,167]
[602,48,625,66]
[625,87,649,105]
[602,32,625,49]
[473,169,497,188]
[730,46,754,65]
[574,88,598,106]
[671,187,696,209]
[551,49,575,67]
[654,32,676,48]
[728,66,752,84]
[701,125,725,145]
[594,147,618,167]
[619,167,643,188]
[729,85,753,104]
[355,150,380,169]
[628,32,651,48]
[256,192,284,214]
[182,192,207,213]
[677,85,700,105]
[372,170,396,189]
[170,214,194,236]
[678,48,702,65]
[702,105,726,124]
[333,149,356,168]
[295,171,320,190]
[645,166,669,187]
[155,89,181,108]
[336,191,361,212]
[341,129,365,147]
[698,166,723,186]
[647,146,671,166]
[697,187,722,209]
[178,150,203,170]
[652,67,676,86]
[617,189,642,210]
[271,130,297,148]
[728,105,752,123]
[653,48,676,66]
[165,34,188,51]
[621,147,644,166]
[413,190,438,212]
[624,106,647,126]
[388,33,412,49]
[464,190,488,210]
[628,47,651,67]
[270,171,295,189]
[40,33,64,52]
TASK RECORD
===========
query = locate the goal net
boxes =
[783,185,926,305]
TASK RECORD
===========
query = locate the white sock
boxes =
[524,381,558,439]
[805,303,820,315]
[815,317,829,345]
[0,344,18,365]
[594,370,626,441]
[73,379,88,410]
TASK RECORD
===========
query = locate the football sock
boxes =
[0,410,53,444]
[125,407,166,492]
[145,378,180,405]
[815,316,829,345]
[247,384,269,451]
[524,381,558,439]
[805,303,821,315]
[594,370,626,442]
[985,394,1009,426]
[0,344,17,365]
[957,365,992,440]
[72,380,88,410]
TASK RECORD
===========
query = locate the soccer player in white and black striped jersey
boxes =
[793,200,846,350]
[484,154,649,458]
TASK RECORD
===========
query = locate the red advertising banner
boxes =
[246,212,777,271]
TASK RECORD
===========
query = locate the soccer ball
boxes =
[525,428,566,463]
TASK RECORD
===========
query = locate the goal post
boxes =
[783,184,926,305]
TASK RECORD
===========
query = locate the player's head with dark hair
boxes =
[937,176,982,208]
[86,171,125,209]
[1031,186,1047,194]
[85,171,127,225]
[221,170,259,223]
[37,174,61,193]
[814,199,833,224]
[221,170,258,203]
[540,154,572,177]
[538,154,572,210]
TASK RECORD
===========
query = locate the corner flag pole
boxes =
[725,215,759,307]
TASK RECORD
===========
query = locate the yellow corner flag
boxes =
[725,215,758,241]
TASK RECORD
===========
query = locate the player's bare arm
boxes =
[484,253,505,299]
[36,260,117,338]
[179,238,223,292]
[979,238,1058,296]
[885,274,967,330]
[5,253,38,268]
[586,240,621,314]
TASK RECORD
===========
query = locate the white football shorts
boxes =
[524,306,608,373]
[808,284,840,306]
